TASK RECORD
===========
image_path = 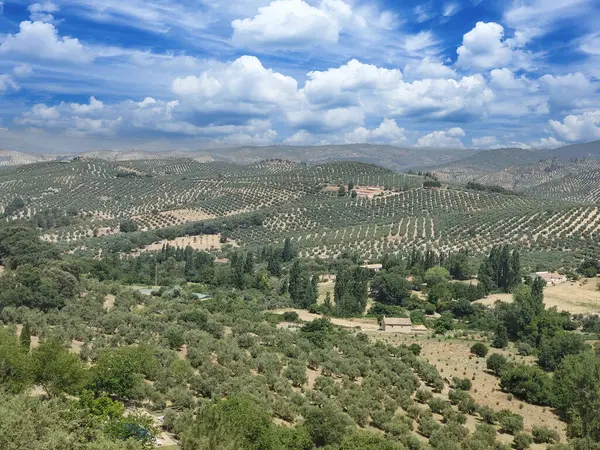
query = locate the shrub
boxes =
[498,410,524,435]
[418,417,440,438]
[470,342,488,358]
[532,426,560,444]
[500,364,553,406]
[486,353,508,376]
[282,311,299,322]
[427,397,448,414]
[415,389,433,404]
[513,432,533,450]
[409,343,422,356]
[451,377,472,391]
[478,405,497,424]
[516,342,534,356]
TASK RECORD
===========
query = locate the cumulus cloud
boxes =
[549,111,600,142]
[0,21,92,63]
[386,75,494,120]
[472,136,501,149]
[71,97,104,114]
[416,127,465,148]
[231,0,366,48]
[302,59,402,105]
[343,119,407,145]
[529,136,565,148]
[404,58,457,80]
[489,68,530,90]
[539,72,598,112]
[172,55,299,114]
[456,22,513,70]
[287,106,364,131]
[28,2,59,22]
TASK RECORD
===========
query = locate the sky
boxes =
[0,0,599,153]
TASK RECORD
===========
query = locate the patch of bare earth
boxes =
[272,309,380,331]
[103,294,116,311]
[138,234,237,253]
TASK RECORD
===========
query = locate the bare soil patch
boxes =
[272,309,380,331]
[138,234,236,253]
[475,279,600,314]
[103,294,116,311]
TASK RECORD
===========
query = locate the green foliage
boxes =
[532,426,560,444]
[304,402,353,447]
[553,351,600,441]
[334,266,369,315]
[20,323,31,350]
[32,340,89,397]
[513,432,534,450]
[119,220,139,233]
[0,329,33,393]
[538,331,590,371]
[470,342,489,358]
[498,410,524,435]
[425,266,451,287]
[486,353,508,376]
[371,270,413,306]
[500,363,553,406]
[434,312,454,334]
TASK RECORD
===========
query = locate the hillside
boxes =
[1,157,599,268]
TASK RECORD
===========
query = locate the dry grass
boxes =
[272,309,380,331]
[374,334,567,440]
[475,278,600,314]
[138,234,237,253]
[103,294,116,311]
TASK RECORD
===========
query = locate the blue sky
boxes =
[0,0,599,152]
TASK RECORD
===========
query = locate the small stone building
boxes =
[380,317,412,332]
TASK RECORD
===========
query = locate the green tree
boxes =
[0,329,33,393]
[338,185,346,197]
[32,340,89,397]
[553,351,600,441]
[500,364,553,406]
[424,266,451,287]
[371,271,413,305]
[20,323,31,351]
[538,331,590,371]
[486,353,508,376]
[304,403,353,447]
[470,342,488,358]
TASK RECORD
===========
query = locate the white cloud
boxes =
[28,2,59,22]
[456,22,513,70]
[414,4,435,23]
[580,33,600,56]
[403,31,439,56]
[231,0,366,48]
[417,127,465,148]
[404,58,456,79]
[288,106,364,131]
[12,64,33,77]
[504,0,592,45]
[71,96,105,114]
[489,68,530,90]
[386,74,494,120]
[343,119,407,145]
[0,74,19,93]
[529,136,565,148]
[472,136,501,149]
[283,130,318,145]
[539,72,598,112]
[549,111,600,142]
[0,21,92,63]
[302,59,402,105]
[172,56,299,114]
[442,2,460,17]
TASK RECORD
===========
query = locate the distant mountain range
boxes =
[1,140,600,177]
